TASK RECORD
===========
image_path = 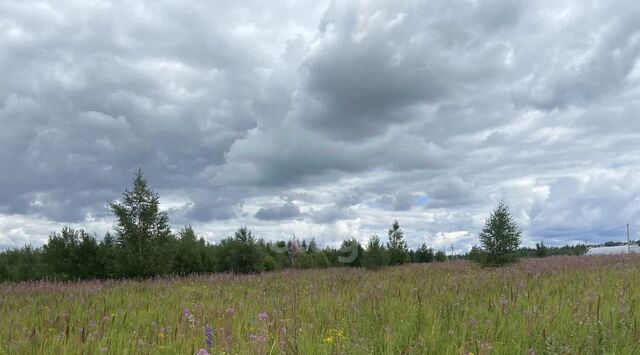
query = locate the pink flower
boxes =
[195,349,210,355]
[258,312,267,321]
[249,334,267,343]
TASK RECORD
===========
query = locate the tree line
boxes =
[0,171,589,282]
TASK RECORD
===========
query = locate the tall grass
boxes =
[1,255,639,354]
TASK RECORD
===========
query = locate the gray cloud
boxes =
[392,192,414,211]
[309,205,358,224]
[2,0,640,250]
[254,201,303,221]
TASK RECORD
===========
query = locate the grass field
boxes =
[1,255,640,354]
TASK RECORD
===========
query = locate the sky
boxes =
[1,0,640,251]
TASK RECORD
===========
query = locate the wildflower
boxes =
[205,326,213,348]
[323,329,345,344]
[469,318,477,326]
[196,349,210,355]
[183,308,191,317]
[100,347,108,353]
[226,307,235,316]
[527,348,536,355]
[258,312,267,321]
[249,334,267,343]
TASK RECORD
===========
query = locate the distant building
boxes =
[586,245,640,255]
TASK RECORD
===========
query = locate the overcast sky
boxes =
[1,0,640,251]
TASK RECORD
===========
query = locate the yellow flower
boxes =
[159,332,166,338]
[323,329,345,344]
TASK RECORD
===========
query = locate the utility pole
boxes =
[627,224,631,253]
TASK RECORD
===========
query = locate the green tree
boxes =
[467,245,485,264]
[339,238,364,267]
[307,238,319,253]
[363,235,389,269]
[109,169,175,277]
[535,241,548,258]
[478,201,521,267]
[175,225,206,274]
[98,232,121,278]
[220,227,264,274]
[42,226,79,279]
[1,245,45,281]
[74,230,101,279]
[387,220,408,265]
[414,243,434,263]
[434,250,447,262]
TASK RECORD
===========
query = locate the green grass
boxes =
[1,255,640,354]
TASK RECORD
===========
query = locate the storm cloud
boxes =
[2,0,640,251]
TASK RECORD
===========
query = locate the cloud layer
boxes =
[2,0,640,251]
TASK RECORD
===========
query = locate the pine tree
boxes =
[363,235,389,269]
[175,225,205,274]
[415,243,434,263]
[339,238,364,267]
[478,201,521,267]
[221,227,264,274]
[535,241,548,258]
[387,220,408,265]
[109,169,174,277]
[307,238,319,253]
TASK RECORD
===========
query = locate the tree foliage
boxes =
[414,243,434,263]
[0,171,598,282]
[109,169,174,277]
[387,221,409,265]
[363,235,389,269]
[478,201,521,267]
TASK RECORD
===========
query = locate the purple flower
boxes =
[258,312,267,321]
[195,349,210,355]
[205,326,213,348]
[249,334,267,343]
[226,307,235,315]
[183,308,191,317]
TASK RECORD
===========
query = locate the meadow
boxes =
[1,255,639,355]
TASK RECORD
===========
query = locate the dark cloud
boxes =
[254,202,303,221]
[309,205,358,224]
[2,0,640,250]
[392,192,414,211]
